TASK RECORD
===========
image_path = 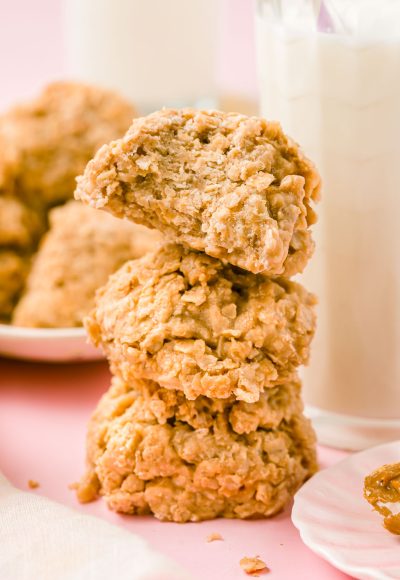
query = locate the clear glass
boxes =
[64,0,218,114]
[256,0,400,449]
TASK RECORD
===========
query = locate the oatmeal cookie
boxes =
[0,195,44,250]
[85,243,316,402]
[76,375,317,522]
[0,82,136,207]
[13,201,161,328]
[75,108,320,276]
[0,251,29,321]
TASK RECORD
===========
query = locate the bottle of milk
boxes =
[256,0,400,449]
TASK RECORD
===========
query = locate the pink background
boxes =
[0,0,66,110]
[0,1,350,578]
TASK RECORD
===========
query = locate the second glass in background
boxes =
[64,0,218,113]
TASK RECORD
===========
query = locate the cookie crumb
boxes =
[72,472,100,503]
[206,532,223,542]
[28,479,39,489]
[239,556,269,576]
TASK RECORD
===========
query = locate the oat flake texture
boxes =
[85,243,316,402]
[76,375,317,522]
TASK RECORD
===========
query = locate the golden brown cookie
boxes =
[13,201,161,328]
[85,243,316,402]
[75,108,320,276]
[0,195,44,250]
[0,82,136,207]
[0,251,29,321]
[76,375,317,522]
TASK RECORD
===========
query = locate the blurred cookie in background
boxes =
[0,196,46,321]
[13,201,161,328]
[0,81,136,208]
[0,251,29,322]
[0,195,45,250]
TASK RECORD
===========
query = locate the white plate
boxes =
[0,324,104,362]
[292,440,400,580]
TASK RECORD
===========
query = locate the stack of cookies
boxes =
[75,109,321,522]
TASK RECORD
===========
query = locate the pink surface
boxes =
[0,358,351,580]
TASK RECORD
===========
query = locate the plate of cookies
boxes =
[292,440,400,580]
[0,82,161,362]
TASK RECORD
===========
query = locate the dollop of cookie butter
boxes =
[364,462,400,535]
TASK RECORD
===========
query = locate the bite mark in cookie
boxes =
[75,108,320,276]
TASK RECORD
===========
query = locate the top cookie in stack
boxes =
[75,108,320,277]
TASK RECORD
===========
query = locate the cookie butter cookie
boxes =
[75,108,320,276]
[13,201,161,327]
[364,462,400,535]
[76,375,317,522]
[85,243,316,402]
[0,82,136,207]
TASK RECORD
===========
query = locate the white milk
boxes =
[256,1,400,444]
[64,0,217,113]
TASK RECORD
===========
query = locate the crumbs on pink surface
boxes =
[240,556,269,576]
[206,532,224,543]
[28,479,40,489]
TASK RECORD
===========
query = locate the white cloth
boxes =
[0,473,188,580]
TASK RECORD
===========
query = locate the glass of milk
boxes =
[64,0,218,114]
[256,0,400,450]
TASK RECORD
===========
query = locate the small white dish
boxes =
[0,324,103,362]
[292,440,400,580]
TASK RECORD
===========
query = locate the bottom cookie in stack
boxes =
[76,375,317,522]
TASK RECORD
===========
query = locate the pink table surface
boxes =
[0,357,352,580]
